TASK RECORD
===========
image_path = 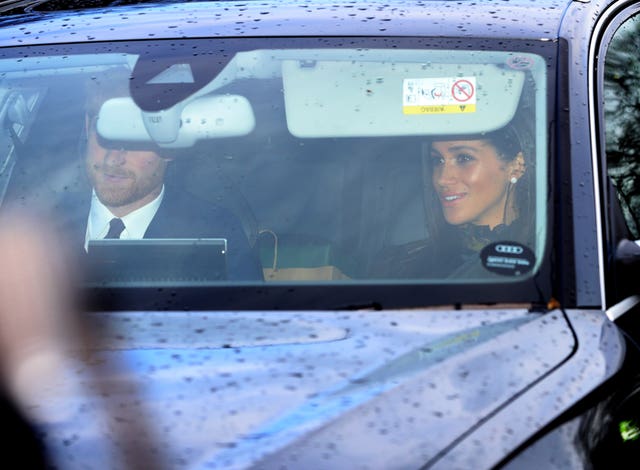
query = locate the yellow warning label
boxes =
[403,104,477,115]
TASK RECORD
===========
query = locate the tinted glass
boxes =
[0,39,550,290]
[603,14,640,238]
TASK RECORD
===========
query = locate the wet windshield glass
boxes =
[0,39,550,288]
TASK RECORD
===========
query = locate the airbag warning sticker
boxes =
[403,77,476,115]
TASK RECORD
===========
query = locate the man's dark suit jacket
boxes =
[58,186,263,281]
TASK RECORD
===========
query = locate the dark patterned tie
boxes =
[104,218,125,239]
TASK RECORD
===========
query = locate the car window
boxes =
[0,39,552,294]
[603,12,640,238]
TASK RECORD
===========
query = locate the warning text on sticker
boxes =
[403,104,477,115]
[403,76,477,115]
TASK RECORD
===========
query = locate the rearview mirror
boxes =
[97,94,255,148]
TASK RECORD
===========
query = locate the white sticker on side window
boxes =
[402,77,477,115]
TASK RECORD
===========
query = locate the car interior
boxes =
[0,46,544,284]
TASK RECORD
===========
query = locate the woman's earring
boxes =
[510,177,518,184]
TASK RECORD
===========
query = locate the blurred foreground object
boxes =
[0,214,165,469]
[0,213,75,467]
[0,213,79,422]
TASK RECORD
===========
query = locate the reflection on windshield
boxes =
[0,44,548,286]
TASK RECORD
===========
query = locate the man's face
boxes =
[85,117,169,217]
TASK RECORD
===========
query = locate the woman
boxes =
[374,124,534,279]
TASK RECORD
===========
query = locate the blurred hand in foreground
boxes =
[0,213,79,467]
[0,212,167,470]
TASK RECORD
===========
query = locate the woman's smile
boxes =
[439,192,467,206]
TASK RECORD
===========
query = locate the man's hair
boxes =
[83,66,178,159]
[85,66,132,118]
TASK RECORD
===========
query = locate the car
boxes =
[1,0,640,468]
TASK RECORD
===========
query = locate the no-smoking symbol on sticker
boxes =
[451,79,474,102]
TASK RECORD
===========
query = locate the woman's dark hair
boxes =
[485,123,535,240]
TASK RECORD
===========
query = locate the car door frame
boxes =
[590,0,640,324]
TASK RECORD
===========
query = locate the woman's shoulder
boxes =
[369,237,460,279]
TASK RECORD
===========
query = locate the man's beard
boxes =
[89,164,159,208]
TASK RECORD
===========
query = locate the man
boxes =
[64,69,262,281]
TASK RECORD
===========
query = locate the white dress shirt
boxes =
[85,186,164,250]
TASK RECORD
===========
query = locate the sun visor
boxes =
[283,61,524,138]
[97,95,255,148]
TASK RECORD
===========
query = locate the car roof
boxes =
[0,0,575,46]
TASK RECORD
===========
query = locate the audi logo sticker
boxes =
[480,241,535,276]
[496,244,524,255]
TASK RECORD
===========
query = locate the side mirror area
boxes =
[615,239,640,266]
[607,174,640,307]
[610,240,640,340]
[613,239,640,312]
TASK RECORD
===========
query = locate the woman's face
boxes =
[430,139,521,228]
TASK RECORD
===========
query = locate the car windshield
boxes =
[0,38,553,305]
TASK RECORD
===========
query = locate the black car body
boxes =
[0,0,639,468]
